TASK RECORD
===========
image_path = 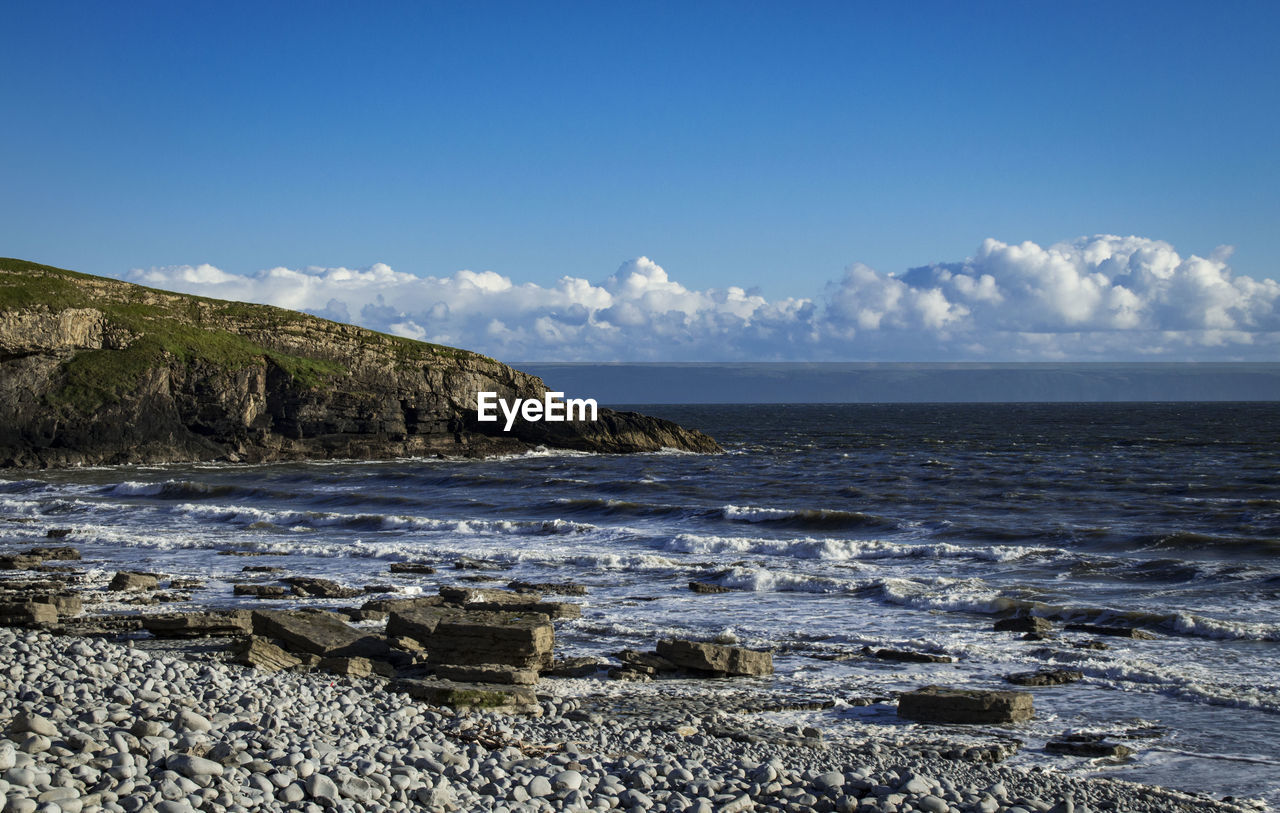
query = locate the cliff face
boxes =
[0,259,720,468]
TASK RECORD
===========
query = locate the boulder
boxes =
[319,656,374,678]
[544,656,603,678]
[25,546,80,561]
[0,554,43,571]
[615,649,680,675]
[232,636,303,672]
[1064,623,1156,639]
[0,601,58,627]
[1006,669,1084,687]
[897,686,1034,724]
[387,607,554,670]
[507,580,588,596]
[433,663,538,685]
[108,571,158,591]
[143,610,252,638]
[1046,739,1134,759]
[655,639,773,677]
[252,609,389,659]
[440,586,541,604]
[689,581,733,594]
[44,528,73,538]
[994,616,1052,634]
[874,648,954,664]
[233,584,288,598]
[389,562,436,574]
[284,577,362,599]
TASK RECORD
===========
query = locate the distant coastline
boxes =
[518,362,1280,404]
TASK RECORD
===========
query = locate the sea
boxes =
[2,402,1278,805]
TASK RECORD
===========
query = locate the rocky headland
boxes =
[0,259,720,468]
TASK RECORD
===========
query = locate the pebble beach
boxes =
[0,627,1260,813]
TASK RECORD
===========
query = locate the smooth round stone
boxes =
[10,715,57,738]
[304,774,338,803]
[20,737,51,756]
[173,712,210,733]
[919,796,949,813]
[527,777,553,798]
[0,743,16,771]
[279,784,305,804]
[553,770,583,791]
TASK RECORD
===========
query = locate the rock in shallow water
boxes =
[897,686,1034,724]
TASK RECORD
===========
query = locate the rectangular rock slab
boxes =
[656,639,773,677]
[439,586,543,605]
[389,678,540,713]
[387,607,554,670]
[143,610,252,638]
[0,601,58,627]
[896,686,1034,724]
[319,656,374,678]
[463,601,580,620]
[433,663,538,685]
[252,610,389,659]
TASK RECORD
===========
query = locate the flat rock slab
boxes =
[108,571,158,591]
[284,577,362,599]
[143,610,252,638]
[389,562,436,574]
[0,601,58,626]
[389,678,539,713]
[25,546,80,561]
[875,648,954,664]
[387,607,553,670]
[689,581,734,594]
[1046,739,1134,759]
[897,686,1034,724]
[232,636,301,672]
[233,584,289,598]
[994,616,1053,633]
[252,609,388,659]
[439,586,542,604]
[463,600,580,619]
[656,639,773,677]
[433,663,538,685]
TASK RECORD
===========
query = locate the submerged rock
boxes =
[1006,669,1084,687]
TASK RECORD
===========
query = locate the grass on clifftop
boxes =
[0,258,483,412]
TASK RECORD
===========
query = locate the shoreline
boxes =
[0,627,1261,813]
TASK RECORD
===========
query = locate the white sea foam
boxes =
[665,533,1054,564]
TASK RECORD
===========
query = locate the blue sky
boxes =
[3,2,1278,361]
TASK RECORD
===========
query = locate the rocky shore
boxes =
[0,540,1264,813]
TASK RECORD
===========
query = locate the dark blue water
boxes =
[3,403,1278,803]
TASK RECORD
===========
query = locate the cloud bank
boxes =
[126,235,1280,361]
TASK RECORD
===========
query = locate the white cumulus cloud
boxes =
[125,234,1280,361]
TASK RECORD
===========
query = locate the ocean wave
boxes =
[170,502,595,536]
[106,479,285,501]
[719,504,898,530]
